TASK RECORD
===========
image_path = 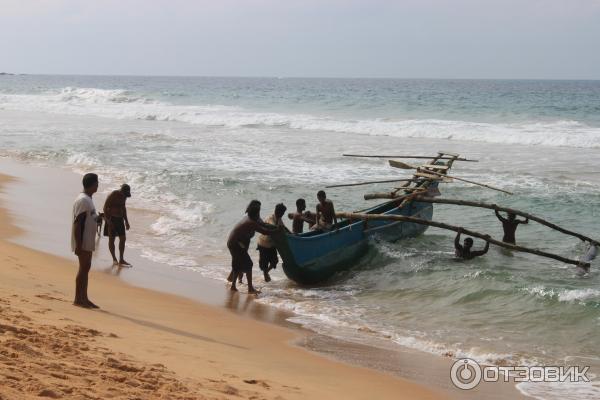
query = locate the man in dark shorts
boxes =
[314,190,338,231]
[227,200,278,294]
[288,198,316,234]
[455,228,491,260]
[257,203,290,282]
[71,173,100,308]
[103,184,132,267]
[495,210,528,244]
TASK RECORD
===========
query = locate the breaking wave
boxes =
[1,87,600,149]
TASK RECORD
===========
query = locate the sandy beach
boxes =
[0,171,455,399]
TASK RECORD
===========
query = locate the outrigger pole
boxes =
[413,197,600,246]
[326,178,426,189]
[336,211,590,270]
[343,154,478,162]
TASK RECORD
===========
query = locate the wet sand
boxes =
[0,159,527,399]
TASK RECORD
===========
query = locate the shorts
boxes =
[228,244,253,273]
[104,216,126,237]
[257,245,278,271]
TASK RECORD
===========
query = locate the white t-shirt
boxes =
[71,193,98,253]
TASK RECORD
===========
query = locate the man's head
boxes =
[274,203,287,219]
[464,237,474,249]
[296,198,306,212]
[82,173,98,194]
[508,212,516,221]
[121,183,131,198]
[246,200,261,220]
[317,190,326,203]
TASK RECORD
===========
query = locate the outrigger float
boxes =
[273,151,598,285]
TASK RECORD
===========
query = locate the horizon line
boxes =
[2,72,600,82]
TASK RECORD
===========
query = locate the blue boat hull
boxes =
[273,199,434,285]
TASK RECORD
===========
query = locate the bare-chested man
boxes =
[314,190,338,231]
[455,229,490,260]
[288,198,316,234]
[103,184,131,267]
[495,210,528,244]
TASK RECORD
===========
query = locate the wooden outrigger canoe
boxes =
[272,192,435,285]
[273,152,458,285]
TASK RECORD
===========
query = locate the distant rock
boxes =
[0,72,15,75]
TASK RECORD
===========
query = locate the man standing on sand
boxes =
[103,184,132,267]
[314,190,338,231]
[71,173,100,309]
[495,210,528,244]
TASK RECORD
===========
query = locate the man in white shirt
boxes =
[71,173,100,308]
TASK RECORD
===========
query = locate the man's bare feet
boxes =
[230,286,238,292]
[263,271,271,282]
[248,288,261,295]
[85,300,100,309]
[112,260,119,266]
[73,301,93,309]
[119,260,132,268]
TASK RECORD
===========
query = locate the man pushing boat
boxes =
[227,200,279,294]
[257,203,291,282]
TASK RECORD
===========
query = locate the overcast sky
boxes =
[1,0,599,79]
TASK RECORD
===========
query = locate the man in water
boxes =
[71,173,101,308]
[103,184,132,267]
[495,210,528,244]
[454,228,491,260]
[227,200,279,294]
[288,198,316,234]
[257,203,291,282]
[314,190,338,231]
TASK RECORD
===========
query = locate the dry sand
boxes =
[0,172,446,399]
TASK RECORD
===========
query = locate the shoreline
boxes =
[0,158,527,399]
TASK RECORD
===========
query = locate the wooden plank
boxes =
[437,150,460,157]
[336,211,590,269]
[421,164,449,170]
[414,171,444,180]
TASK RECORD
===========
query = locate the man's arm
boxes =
[73,212,86,255]
[331,202,338,227]
[495,210,506,222]
[124,202,130,229]
[473,236,491,257]
[255,220,279,235]
[454,230,462,251]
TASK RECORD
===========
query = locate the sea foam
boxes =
[1,87,600,149]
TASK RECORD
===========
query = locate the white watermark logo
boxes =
[450,358,590,390]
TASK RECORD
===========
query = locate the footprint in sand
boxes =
[243,379,271,389]
[35,294,66,302]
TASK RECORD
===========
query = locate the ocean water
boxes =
[1,75,600,399]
